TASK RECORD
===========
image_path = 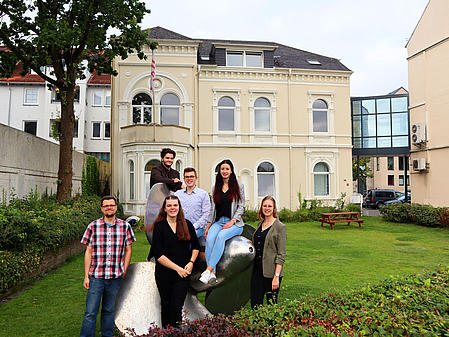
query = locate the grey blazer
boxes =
[253,218,287,278]
[208,183,245,227]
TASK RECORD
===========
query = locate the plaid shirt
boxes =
[81,217,136,279]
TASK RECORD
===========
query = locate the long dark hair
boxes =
[213,159,241,204]
[152,195,191,241]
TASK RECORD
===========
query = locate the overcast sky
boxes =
[142,0,428,97]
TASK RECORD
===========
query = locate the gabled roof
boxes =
[87,70,111,85]
[147,26,350,72]
[0,62,45,84]
[388,87,409,95]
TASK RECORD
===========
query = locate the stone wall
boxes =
[0,123,110,201]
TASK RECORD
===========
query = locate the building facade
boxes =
[0,64,111,161]
[111,27,354,216]
[407,0,449,206]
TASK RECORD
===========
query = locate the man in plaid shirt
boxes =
[80,196,136,337]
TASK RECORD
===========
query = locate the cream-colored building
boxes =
[407,0,449,206]
[111,27,353,216]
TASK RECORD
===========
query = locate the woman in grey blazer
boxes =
[251,196,287,308]
[199,159,245,284]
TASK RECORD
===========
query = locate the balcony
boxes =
[120,123,191,146]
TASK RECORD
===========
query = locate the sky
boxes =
[141,0,429,97]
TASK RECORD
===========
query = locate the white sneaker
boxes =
[199,270,211,284]
[209,272,217,283]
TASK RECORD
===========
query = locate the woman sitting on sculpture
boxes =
[199,159,245,284]
[150,195,200,327]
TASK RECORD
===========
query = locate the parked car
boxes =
[363,189,404,209]
[385,194,411,205]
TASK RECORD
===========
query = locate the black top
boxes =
[215,189,232,221]
[150,219,200,281]
[150,164,182,192]
[253,225,271,271]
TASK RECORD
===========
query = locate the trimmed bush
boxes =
[0,194,103,293]
[381,203,442,227]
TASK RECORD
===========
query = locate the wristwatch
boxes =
[275,273,280,277]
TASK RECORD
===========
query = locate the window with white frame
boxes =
[51,86,80,103]
[312,99,328,132]
[257,162,275,197]
[129,160,135,200]
[24,88,38,105]
[49,119,79,139]
[226,51,262,67]
[176,160,182,173]
[313,162,330,196]
[254,97,271,132]
[160,93,180,125]
[144,159,160,198]
[23,121,37,136]
[218,96,235,131]
[93,91,102,106]
[104,122,110,139]
[92,122,101,138]
[105,92,111,106]
[132,93,152,124]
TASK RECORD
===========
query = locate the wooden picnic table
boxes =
[320,212,364,230]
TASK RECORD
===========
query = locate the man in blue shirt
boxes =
[175,167,211,240]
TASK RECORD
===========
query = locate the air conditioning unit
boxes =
[413,158,426,171]
[411,123,425,144]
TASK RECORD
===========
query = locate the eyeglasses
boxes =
[184,175,196,179]
[101,204,117,208]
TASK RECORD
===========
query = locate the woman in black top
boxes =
[199,159,245,284]
[150,195,200,328]
[251,196,287,308]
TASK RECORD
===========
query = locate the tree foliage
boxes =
[352,157,374,184]
[0,0,155,201]
[81,156,100,197]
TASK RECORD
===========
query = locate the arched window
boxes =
[313,162,330,196]
[218,96,235,131]
[144,159,160,198]
[175,160,182,174]
[257,162,275,197]
[129,160,135,200]
[132,93,152,124]
[313,99,328,132]
[160,93,180,125]
[254,97,271,132]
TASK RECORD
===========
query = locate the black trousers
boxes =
[250,267,282,309]
[155,275,189,328]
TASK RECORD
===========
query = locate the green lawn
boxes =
[1,216,449,336]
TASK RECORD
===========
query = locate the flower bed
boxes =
[131,267,449,336]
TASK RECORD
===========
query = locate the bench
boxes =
[320,212,364,230]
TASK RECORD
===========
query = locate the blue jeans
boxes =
[195,226,205,240]
[80,277,122,337]
[205,216,243,271]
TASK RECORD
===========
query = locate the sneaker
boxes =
[199,270,211,284]
[209,273,217,283]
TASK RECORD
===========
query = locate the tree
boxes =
[352,157,374,185]
[0,0,155,201]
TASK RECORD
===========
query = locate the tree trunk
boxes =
[56,87,75,202]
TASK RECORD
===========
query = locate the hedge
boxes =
[132,266,449,336]
[380,203,449,228]
[0,194,107,294]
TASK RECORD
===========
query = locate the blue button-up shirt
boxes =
[175,186,211,230]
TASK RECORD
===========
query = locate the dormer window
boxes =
[307,60,321,65]
[226,51,262,67]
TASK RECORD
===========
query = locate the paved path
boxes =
[362,208,380,216]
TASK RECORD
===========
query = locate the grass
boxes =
[1,216,449,336]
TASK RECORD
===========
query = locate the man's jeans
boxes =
[205,216,243,271]
[80,277,122,337]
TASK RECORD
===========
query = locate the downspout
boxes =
[7,82,12,126]
[195,65,200,170]
[288,68,292,209]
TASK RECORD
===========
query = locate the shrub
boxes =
[437,207,449,227]
[345,203,361,213]
[278,208,295,223]
[0,194,102,293]
[81,156,100,196]
[381,203,440,227]
[243,209,258,223]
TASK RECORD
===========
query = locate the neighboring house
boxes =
[0,63,111,161]
[111,27,354,216]
[407,0,449,206]
[351,88,410,195]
